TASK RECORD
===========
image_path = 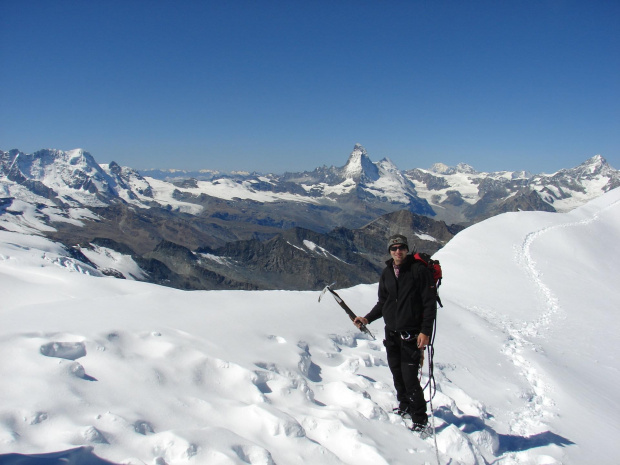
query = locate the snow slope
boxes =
[434,187,620,464]
[0,188,619,464]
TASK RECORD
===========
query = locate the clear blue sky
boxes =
[1,0,618,174]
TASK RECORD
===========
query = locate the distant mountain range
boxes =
[138,143,619,225]
[1,144,617,290]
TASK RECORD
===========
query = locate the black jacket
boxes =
[364,254,437,335]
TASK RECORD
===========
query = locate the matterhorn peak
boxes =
[351,143,367,156]
[342,144,380,182]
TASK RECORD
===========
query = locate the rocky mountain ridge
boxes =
[1,145,617,290]
[138,144,618,225]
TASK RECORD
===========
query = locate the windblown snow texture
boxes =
[0,188,619,464]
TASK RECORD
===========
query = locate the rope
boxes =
[427,343,441,465]
[423,318,441,464]
[421,319,437,397]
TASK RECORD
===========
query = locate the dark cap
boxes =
[387,234,409,251]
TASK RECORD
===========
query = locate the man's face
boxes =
[389,244,408,265]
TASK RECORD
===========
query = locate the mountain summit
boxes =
[342,144,380,182]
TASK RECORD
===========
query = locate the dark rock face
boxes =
[407,169,451,191]
[186,211,460,291]
[201,228,383,290]
[60,204,459,291]
[442,190,465,207]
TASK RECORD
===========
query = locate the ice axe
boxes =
[319,283,375,340]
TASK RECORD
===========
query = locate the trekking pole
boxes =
[319,283,375,340]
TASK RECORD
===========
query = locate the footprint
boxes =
[24,411,48,425]
[267,335,286,344]
[254,362,316,402]
[232,444,276,465]
[151,432,199,461]
[68,361,97,381]
[133,420,155,435]
[40,341,86,360]
[297,342,322,382]
[82,426,109,444]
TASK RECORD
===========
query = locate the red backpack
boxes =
[413,252,443,307]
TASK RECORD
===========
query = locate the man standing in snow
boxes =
[354,234,437,430]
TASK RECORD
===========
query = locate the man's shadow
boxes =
[433,406,575,455]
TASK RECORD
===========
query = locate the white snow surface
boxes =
[410,169,483,206]
[145,177,320,212]
[0,185,101,235]
[78,245,148,281]
[1,188,619,464]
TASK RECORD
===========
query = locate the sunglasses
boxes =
[389,245,408,252]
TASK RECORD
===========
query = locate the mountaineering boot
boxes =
[392,407,406,416]
[410,420,428,432]
[399,410,429,433]
[392,401,411,416]
[407,410,428,431]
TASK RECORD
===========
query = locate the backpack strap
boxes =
[413,252,443,308]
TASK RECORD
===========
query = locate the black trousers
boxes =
[384,330,427,420]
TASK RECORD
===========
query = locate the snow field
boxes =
[1,188,620,464]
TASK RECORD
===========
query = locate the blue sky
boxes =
[1,0,618,174]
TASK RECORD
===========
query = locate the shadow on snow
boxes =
[433,406,575,456]
[497,431,575,455]
[0,447,118,465]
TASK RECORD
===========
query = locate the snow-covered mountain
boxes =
[1,144,617,291]
[342,143,380,181]
[406,154,619,224]
[3,145,617,229]
[0,148,155,207]
[1,187,618,464]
